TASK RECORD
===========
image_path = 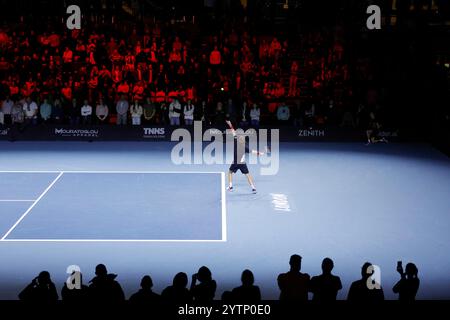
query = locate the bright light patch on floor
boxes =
[270,193,291,212]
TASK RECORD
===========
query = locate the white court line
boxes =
[0,170,227,242]
[0,170,223,174]
[1,239,226,243]
[0,171,60,173]
[0,172,64,240]
[0,200,36,202]
[221,172,227,241]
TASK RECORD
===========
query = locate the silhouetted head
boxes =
[140,275,153,290]
[241,269,255,286]
[289,254,302,272]
[405,263,418,278]
[197,266,212,283]
[322,258,334,274]
[37,271,51,285]
[361,262,373,279]
[173,272,188,288]
[95,264,108,277]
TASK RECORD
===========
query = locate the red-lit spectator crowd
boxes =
[0,17,361,128]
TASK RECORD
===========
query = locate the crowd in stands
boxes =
[0,14,377,130]
[17,255,420,302]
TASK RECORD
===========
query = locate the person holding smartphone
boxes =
[190,266,217,302]
[18,271,58,301]
[393,261,420,301]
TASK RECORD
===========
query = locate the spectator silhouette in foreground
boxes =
[61,271,89,301]
[309,258,342,302]
[190,266,217,302]
[231,269,262,302]
[277,254,310,301]
[393,262,420,301]
[129,275,161,304]
[221,290,233,302]
[88,264,125,301]
[347,262,384,302]
[161,272,192,303]
[18,271,58,302]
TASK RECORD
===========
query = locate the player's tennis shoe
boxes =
[252,188,257,194]
[227,186,234,192]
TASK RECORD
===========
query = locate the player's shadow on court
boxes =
[227,192,266,201]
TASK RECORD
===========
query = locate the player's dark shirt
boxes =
[233,136,250,164]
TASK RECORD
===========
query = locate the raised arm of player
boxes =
[226,120,270,156]
[225,120,237,137]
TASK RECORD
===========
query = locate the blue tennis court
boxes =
[0,171,225,241]
[0,141,449,300]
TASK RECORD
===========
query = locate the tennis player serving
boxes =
[226,120,268,194]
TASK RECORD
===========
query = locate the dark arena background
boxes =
[0,0,449,316]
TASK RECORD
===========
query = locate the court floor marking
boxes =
[221,171,227,241]
[0,170,224,174]
[0,171,64,240]
[0,170,227,242]
[0,239,225,243]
